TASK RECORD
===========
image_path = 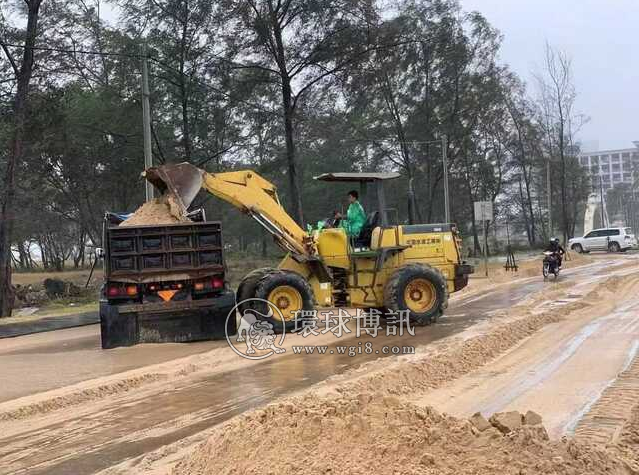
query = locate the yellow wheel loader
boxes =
[144,163,474,330]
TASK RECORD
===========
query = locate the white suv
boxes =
[568,227,637,253]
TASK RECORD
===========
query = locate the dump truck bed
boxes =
[104,221,225,283]
[100,218,236,349]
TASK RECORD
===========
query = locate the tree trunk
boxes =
[181,93,192,160]
[523,169,537,245]
[0,0,43,317]
[179,0,191,161]
[281,92,304,225]
[517,177,532,245]
[467,183,481,253]
[268,1,304,225]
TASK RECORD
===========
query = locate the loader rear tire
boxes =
[253,270,314,332]
[384,264,448,326]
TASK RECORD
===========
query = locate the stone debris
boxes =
[524,410,544,426]
[489,411,523,434]
[469,412,492,432]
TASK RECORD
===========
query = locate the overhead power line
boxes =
[0,42,144,59]
[0,41,280,115]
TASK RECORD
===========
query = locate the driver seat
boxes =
[354,211,379,248]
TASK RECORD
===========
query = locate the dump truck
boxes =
[143,163,473,331]
[99,211,236,349]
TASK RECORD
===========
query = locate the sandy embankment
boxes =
[171,265,639,475]
[172,395,627,475]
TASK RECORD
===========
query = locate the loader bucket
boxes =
[143,162,205,212]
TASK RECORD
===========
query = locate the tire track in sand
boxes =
[574,340,639,445]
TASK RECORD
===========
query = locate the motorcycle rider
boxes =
[545,237,566,269]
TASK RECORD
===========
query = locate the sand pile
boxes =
[0,373,166,422]
[615,404,639,471]
[331,308,567,397]
[172,394,628,475]
[121,194,188,226]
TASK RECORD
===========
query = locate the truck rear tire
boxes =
[252,270,314,332]
[384,264,448,326]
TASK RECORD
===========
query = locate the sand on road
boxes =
[2,253,639,475]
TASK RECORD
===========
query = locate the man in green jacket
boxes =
[337,190,366,238]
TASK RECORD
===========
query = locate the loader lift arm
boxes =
[143,163,315,259]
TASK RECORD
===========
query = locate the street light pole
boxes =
[599,175,606,228]
[141,41,154,202]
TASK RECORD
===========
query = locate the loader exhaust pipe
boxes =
[143,162,205,214]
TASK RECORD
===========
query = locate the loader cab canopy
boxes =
[314,172,401,182]
[314,172,401,228]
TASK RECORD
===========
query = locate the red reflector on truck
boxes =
[212,277,224,289]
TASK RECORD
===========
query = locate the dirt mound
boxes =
[615,403,639,471]
[121,194,187,227]
[172,394,628,475]
[330,308,566,397]
[0,373,166,422]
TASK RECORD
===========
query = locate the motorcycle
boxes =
[542,251,561,279]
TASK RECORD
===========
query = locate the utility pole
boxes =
[442,135,450,223]
[141,42,154,202]
[483,218,488,277]
[407,176,416,224]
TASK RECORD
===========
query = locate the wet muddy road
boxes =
[0,257,634,475]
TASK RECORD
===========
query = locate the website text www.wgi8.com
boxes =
[292,341,416,357]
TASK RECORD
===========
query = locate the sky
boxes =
[99,1,637,152]
[459,0,639,152]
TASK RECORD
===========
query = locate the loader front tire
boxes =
[236,267,276,314]
[384,264,448,326]
[252,270,315,332]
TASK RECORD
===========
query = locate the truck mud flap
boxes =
[100,292,237,349]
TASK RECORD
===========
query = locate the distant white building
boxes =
[579,142,639,191]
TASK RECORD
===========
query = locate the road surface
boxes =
[0,254,637,475]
